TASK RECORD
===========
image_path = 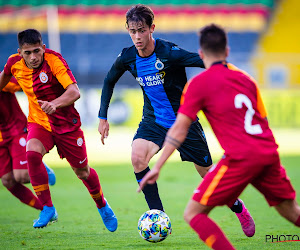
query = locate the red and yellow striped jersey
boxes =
[4,49,81,134]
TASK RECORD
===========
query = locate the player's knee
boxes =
[183,206,195,224]
[1,175,16,189]
[13,170,30,184]
[14,175,30,184]
[73,167,89,180]
[131,153,147,171]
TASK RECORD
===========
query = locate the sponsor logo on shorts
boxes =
[20,160,27,165]
[79,157,87,164]
[39,71,48,83]
[77,137,83,146]
[193,190,200,194]
[19,137,26,147]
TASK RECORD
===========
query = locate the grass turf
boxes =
[0,155,299,249]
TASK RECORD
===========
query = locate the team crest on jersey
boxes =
[155,58,164,70]
[39,71,48,83]
[77,137,83,146]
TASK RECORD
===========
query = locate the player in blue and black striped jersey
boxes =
[98,4,255,237]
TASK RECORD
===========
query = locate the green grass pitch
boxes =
[0,155,299,249]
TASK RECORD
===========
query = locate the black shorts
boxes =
[133,120,212,167]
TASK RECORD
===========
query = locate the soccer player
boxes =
[0,29,118,231]
[98,4,254,237]
[138,24,300,249]
[1,76,56,213]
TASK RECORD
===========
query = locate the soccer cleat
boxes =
[33,209,58,224]
[98,199,118,232]
[235,199,255,237]
[33,206,57,228]
[44,163,56,186]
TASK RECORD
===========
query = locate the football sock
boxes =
[230,199,243,213]
[81,168,106,209]
[8,182,43,210]
[26,151,53,207]
[135,167,164,211]
[295,215,300,227]
[190,213,235,250]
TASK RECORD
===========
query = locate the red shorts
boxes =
[192,152,296,207]
[27,123,88,168]
[0,133,28,178]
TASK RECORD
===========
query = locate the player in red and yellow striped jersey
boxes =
[0,29,117,231]
[0,76,56,212]
[139,24,300,249]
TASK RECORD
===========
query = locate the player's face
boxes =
[127,21,155,52]
[18,43,45,69]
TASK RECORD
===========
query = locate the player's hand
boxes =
[137,167,160,193]
[98,118,109,145]
[38,100,56,114]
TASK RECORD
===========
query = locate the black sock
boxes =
[230,199,243,213]
[135,167,164,211]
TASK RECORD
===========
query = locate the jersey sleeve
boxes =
[3,54,19,76]
[256,86,267,118]
[2,77,21,93]
[178,77,205,121]
[45,53,76,89]
[98,52,126,119]
[169,46,205,68]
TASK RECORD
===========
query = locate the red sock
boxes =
[8,182,43,210]
[26,151,52,207]
[190,213,235,250]
[295,215,300,227]
[81,168,106,208]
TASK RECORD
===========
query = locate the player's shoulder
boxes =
[155,38,178,52]
[227,63,257,85]
[118,45,136,59]
[44,48,64,61]
[7,53,22,65]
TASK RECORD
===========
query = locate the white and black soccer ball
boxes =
[137,209,172,243]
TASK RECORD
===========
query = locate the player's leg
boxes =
[11,133,56,187]
[42,161,56,186]
[184,200,235,250]
[26,123,57,228]
[1,135,44,211]
[2,171,43,210]
[275,199,300,226]
[195,162,254,237]
[180,121,255,237]
[132,121,165,211]
[252,153,299,227]
[72,164,117,232]
[183,158,245,250]
[57,128,117,232]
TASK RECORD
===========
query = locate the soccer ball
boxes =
[137,209,172,243]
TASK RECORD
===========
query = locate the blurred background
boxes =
[0,0,299,163]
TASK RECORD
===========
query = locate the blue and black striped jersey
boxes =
[99,38,204,128]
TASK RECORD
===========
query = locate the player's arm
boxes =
[38,83,80,115]
[2,77,21,93]
[138,113,193,192]
[0,71,12,91]
[98,54,126,145]
[170,47,205,68]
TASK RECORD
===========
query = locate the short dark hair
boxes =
[18,29,43,48]
[199,24,227,55]
[126,4,154,28]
